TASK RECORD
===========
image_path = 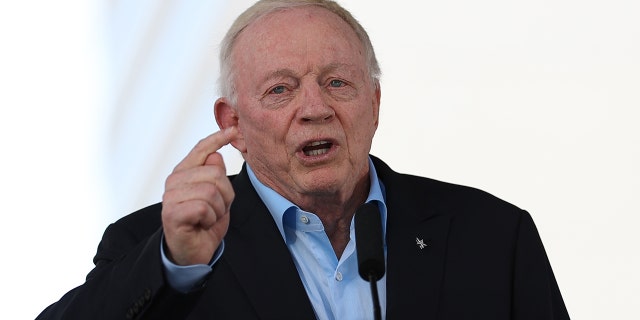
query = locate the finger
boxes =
[204,151,224,167]
[163,181,228,218]
[164,188,227,229]
[163,198,215,228]
[164,162,235,210]
[164,165,227,191]
[213,171,235,211]
[173,127,238,172]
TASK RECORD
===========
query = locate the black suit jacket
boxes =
[37,156,569,319]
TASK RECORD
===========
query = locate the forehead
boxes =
[244,5,356,39]
[241,5,356,42]
[231,6,366,75]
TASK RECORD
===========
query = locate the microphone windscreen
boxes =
[354,202,385,281]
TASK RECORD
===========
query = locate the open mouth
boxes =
[302,140,333,156]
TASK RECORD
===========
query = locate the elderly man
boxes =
[37,0,569,319]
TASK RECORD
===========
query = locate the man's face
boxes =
[225,6,380,204]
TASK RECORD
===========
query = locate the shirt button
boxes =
[335,272,343,281]
[300,216,310,224]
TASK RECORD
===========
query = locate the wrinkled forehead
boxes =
[233,5,362,58]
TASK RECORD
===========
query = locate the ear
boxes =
[214,97,247,153]
[372,82,381,128]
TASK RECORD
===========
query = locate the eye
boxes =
[329,79,345,88]
[270,85,287,94]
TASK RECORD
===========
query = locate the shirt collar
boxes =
[246,157,388,242]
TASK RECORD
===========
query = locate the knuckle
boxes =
[162,188,179,204]
[164,172,180,188]
[191,200,212,217]
[202,183,221,201]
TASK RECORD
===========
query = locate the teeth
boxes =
[305,148,329,156]
[307,140,328,147]
[303,140,332,156]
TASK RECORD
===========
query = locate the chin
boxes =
[298,170,347,193]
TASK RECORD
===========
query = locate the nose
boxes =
[297,83,335,123]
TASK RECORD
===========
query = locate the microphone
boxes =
[355,202,385,320]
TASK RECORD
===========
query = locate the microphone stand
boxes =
[367,272,382,320]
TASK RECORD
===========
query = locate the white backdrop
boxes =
[1,0,638,319]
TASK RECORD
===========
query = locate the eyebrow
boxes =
[319,63,358,78]
[258,63,360,85]
[259,68,298,85]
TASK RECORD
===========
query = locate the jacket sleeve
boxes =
[36,206,206,320]
[512,211,570,319]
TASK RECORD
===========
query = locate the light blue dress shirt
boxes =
[162,157,388,320]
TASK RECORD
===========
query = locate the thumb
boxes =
[204,152,225,167]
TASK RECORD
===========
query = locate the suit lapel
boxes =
[220,158,450,319]
[386,213,451,319]
[373,157,451,319]
[222,166,316,319]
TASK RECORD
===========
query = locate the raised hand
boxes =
[161,127,238,265]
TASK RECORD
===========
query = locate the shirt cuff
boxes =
[160,236,225,293]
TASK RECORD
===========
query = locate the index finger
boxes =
[174,126,238,171]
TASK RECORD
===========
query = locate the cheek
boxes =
[239,109,291,149]
[242,112,266,131]
[351,101,377,129]
[345,103,378,147]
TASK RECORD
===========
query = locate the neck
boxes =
[298,176,370,259]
